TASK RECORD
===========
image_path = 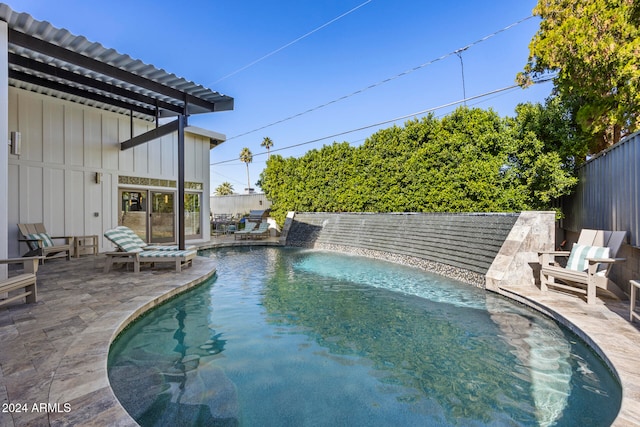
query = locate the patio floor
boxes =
[0,237,639,426]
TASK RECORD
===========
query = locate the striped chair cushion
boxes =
[104,229,143,253]
[115,226,148,248]
[27,233,55,249]
[566,244,610,272]
[139,250,196,258]
[114,226,195,251]
[146,244,197,251]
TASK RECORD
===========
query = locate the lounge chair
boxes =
[249,222,270,239]
[114,226,195,250]
[103,228,196,273]
[17,223,71,262]
[0,257,41,306]
[539,229,627,304]
[234,222,257,240]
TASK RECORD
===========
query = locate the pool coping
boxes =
[53,257,218,426]
[0,255,218,426]
[1,244,639,426]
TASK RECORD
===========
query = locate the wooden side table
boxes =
[74,235,99,258]
[630,280,640,323]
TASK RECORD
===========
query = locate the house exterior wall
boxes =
[6,86,213,257]
[0,21,7,277]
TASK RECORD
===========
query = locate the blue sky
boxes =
[9,0,552,194]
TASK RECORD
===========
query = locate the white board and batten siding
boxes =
[7,86,214,257]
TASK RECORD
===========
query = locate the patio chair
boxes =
[234,222,257,240]
[103,228,196,273]
[539,229,627,304]
[0,257,41,306]
[17,223,71,262]
[114,226,195,250]
[249,222,270,240]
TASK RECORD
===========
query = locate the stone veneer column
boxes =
[485,211,556,291]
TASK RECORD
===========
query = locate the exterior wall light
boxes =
[9,131,21,155]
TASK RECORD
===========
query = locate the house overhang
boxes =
[186,126,227,149]
[0,3,233,250]
[0,4,234,121]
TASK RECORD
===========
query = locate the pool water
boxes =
[108,247,621,426]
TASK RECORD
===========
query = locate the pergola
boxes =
[0,4,234,249]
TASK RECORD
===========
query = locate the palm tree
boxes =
[239,147,253,193]
[215,182,234,196]
[261,137,274,158]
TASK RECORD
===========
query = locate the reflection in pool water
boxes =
[108,247,621,426]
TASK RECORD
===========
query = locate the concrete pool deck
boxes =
[0,236,639,426]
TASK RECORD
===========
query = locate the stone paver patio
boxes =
[0,236,639,426]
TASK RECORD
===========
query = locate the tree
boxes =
[510,97,584,171]
[239,147,253,193]
[260,106,577,224]
[505,104,578,210]
[215,182,234,196]
[261,137,274,158]
[519,0,640,152]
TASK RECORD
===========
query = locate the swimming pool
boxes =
[108,247,621,426]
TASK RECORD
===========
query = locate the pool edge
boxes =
[46,256,218,427]
[495,285,640,426]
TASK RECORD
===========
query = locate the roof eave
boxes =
[0,4,234,121]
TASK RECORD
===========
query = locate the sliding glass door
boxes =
[119,189,176,244]
[120,190,148,241]
[150,191,175,243]
[184,192,202,239]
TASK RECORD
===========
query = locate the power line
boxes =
[210,168,247,186]
[212,81,554,166]
[212,78,554,166]
[226,15,535,141]
[211,0,373,84]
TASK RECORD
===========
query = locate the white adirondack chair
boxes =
[539,229,626,304]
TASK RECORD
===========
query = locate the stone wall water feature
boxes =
[284,211,555,288]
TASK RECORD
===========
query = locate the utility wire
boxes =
[212,80,554,166]
[210,168,247,186]
[211,0,373,84]
[226,15,535,141]
[212,77,554,165]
